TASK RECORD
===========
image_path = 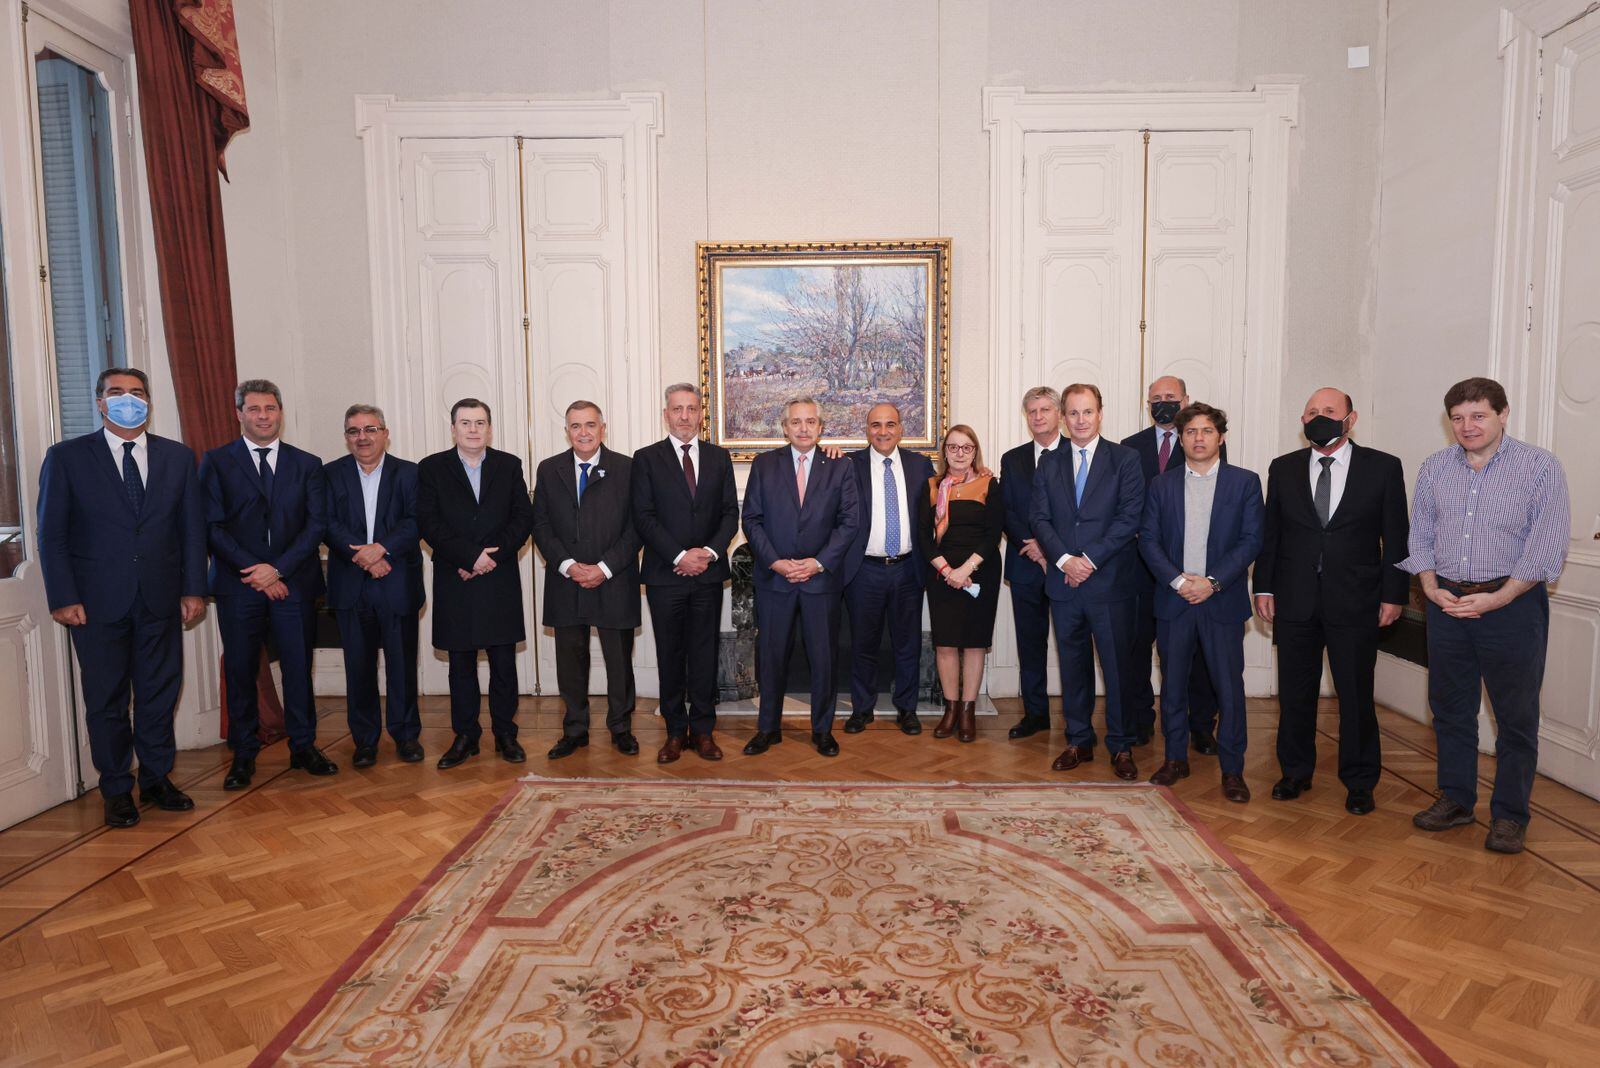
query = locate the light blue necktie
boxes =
[1074,447,1088,505]
[578,461,591,501]
[883,457,900,556]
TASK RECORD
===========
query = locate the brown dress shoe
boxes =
[932,699,959,739]
[1110,751,1138,781]
[1221,773,1251,803]
[956,700,977,743]
[657,736,686,764]
[1148,759,1190,786]
[691,733,723,761]
[1051,745,1094,771]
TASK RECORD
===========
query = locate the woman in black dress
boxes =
[917,424,1005,742]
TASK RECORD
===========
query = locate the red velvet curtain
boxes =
[129,0,283,742]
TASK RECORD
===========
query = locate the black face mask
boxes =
[1149,400,1181,426]
[1304,414,1348,448]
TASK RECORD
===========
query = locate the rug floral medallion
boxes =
[256,780,1453,1067]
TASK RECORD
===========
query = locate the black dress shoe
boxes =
[437,735,479,769]
[897,710,922,736]
[1271,776,1312,801]
[1007,718,1050,740]
[352,745,378,768]
[140,777,194,811]
[742,730,783,756]
[495,735,527,763]
[546,734,586,760]
[1345,788,1376,815]
[396,739,424,763]
[842,711,873,734]
[611,732,640,756]
[223,755,255,791]
[813,731,840,757]
[290,746,339,776]
[1191,729,1219,756]
[103,792,139,828]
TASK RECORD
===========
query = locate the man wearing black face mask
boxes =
[1120,376,1225,752]
[1253,388,1408,815]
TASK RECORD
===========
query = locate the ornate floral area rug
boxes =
[256,780,1453,1067]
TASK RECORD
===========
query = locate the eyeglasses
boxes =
[344,426,385,437]
[945,443,975,455]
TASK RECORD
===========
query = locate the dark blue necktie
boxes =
[256,447,275,545]
[122,442,144,514]
[578,461,591,501]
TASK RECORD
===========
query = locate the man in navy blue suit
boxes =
[200,379,335,790]
[840,404,935,737]
[1139,402,1263,802]
[324,404,424,769]
[1120,375,1224,753]
[37,368,207,828]
[1028,383,1145,782]
[741,397,860,757]
[999,386,1064,739]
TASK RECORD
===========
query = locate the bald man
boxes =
[1121,375,1224,753]
[1253,388,1408,816]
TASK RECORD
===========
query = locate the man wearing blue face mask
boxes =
[36,368,208,828]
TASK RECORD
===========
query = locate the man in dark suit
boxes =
[533,401,641,759]
[840,403,935,737]
[632,384,738,763]
[1029,383,1145,782]
[323,404,424,768]
[1139,402,1263,802]
[1254,388,1408,815]
[416,398,535,769]
[36,368,207,827]
[1120,375,1224,753]
[741,397,860,757]
[999,386,1064,739]
[201,379,334,790]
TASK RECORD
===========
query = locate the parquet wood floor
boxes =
[0,695,1597,1066]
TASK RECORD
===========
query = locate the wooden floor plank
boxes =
[0,694,1596,1066]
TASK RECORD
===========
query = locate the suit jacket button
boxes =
[132,555,141,562]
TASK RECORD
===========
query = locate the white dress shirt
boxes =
[1153,426,1179,472]
[245,437,280,473]
[1054,435,1103,572]
[1033,433,1062,467]
[356,455,384,544]
[1308,439,1352,519]
[865,447,912,558]
[559,449,613,580]
[666,434,720,567]
[104,428,148,485]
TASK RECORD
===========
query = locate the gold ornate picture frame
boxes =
[697,239,952,460]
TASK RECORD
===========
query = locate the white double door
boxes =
[394,135,647,697]
[1008,127,1269,696]
[1522,8,1600,796]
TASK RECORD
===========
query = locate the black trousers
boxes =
[648,583,722,739]
[554,624,636,737]
[446,644,518,741]
[70,597,182,798]
[335,583,420,748]
[1009,577,1053,725]
[1274,604,1382,790]
[218,592,317,754]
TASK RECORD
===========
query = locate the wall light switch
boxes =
[1348,46,1370,69]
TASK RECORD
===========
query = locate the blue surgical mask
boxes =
[103,394,149,430]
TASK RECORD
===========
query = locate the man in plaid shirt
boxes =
[1400,377,1570,855]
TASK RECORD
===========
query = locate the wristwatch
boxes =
[1206,576,1221,594]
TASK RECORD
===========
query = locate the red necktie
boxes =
[681,443,696,498]
[1157,431,1172,473]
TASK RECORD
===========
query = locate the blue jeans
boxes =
[1425,584,1548,826]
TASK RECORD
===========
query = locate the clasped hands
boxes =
[349,542,391,580]
[240,562,289,601]
[674,547,714,577]
[1058,554,1094,587]
[456,546,501,583]
[1427,585,1506,620]
[1175,573,1215,605]
[771,558,822,583]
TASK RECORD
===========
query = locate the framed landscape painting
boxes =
[697,239,951,460]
